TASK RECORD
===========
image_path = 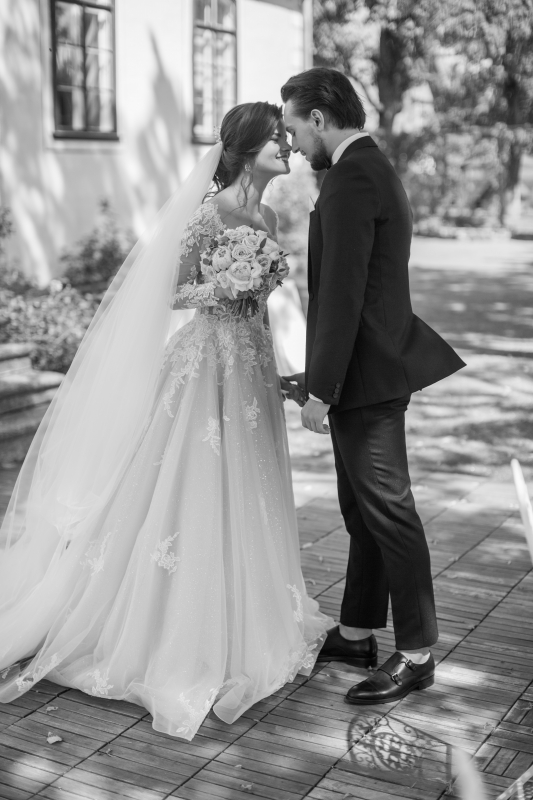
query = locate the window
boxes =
[51,0,117,139]
[193,0,237,143]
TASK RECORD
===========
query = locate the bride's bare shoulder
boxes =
[204,191,235,219]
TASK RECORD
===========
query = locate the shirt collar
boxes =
[331,132,370,165]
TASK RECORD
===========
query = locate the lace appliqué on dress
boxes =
[162,315,273,416]
[173,204,225,310]
[16,654,61,692]
[151,532,180,574]
[244,398,260,431]
[173,281,218,309]
[90,668,114,696]
[83,531,113,575]
[179,203,224,260]
[287,583,304,623]
[175,686,219,738]
[203,415,230,455]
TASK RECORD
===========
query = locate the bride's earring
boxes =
[245,163,252,173]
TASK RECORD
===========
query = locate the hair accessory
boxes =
[213,125,222,144]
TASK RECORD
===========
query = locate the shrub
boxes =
[0,201,135,373]
[0,282,98,373]
[60,200,134,290]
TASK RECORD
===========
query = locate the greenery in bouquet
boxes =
[199,225,290,319]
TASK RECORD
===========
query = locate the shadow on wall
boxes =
[133,31,190,214]
[1,7,190,283]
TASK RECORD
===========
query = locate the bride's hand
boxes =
[214,287,251,301]
[214,286,235,300]
[280,376,305,406]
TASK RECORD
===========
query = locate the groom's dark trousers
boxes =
[306,136,466,651]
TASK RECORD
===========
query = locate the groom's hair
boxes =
[281,68,365,130]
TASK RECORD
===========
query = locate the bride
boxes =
[0,102,331,740]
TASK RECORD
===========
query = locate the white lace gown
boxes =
[0,203,331,740]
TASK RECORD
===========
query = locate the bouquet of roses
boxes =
[199,225,290,318]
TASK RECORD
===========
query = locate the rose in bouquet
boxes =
[200,225,290,318]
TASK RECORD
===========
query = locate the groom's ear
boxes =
[310,109,326,131]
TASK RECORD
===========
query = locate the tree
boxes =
[432,0,533,223]
[313,0,439,164]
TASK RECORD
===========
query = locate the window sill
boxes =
[53,131,119,141]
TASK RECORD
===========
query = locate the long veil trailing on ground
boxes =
[0,143,223,675]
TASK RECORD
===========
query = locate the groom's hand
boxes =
[301,398,331,434]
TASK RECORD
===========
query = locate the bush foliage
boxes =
[61,200,134,289]
[0,201,132,373]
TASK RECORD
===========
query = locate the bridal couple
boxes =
[0,68,464,739]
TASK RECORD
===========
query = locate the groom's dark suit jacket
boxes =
[306,136,465,411]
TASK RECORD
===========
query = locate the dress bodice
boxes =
[173,202,282,322]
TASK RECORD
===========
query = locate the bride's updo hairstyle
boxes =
[212,101,283,194]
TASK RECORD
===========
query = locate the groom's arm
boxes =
[307,163,380,405]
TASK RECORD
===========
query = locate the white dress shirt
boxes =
[331,131,370,165]
[308,131,370,405]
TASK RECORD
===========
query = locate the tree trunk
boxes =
[376,27,407,166]
[498,137,522,227]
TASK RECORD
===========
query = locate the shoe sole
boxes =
[316,654,378,669]
[344,674,435,705]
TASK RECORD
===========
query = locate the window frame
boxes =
[192,0,238,145]
[50,0,118,141]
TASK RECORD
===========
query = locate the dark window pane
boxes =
[55,1,82,44]
[194,0,213,25]
[84,7,112,51]
[86,88,114,131]
[56,43,84,87]
[86,49,113,91]
[57,86,85,129]
[217,0,236,30]
[53,0,116,134]
[214,32,236,123]
[193,27,215,137]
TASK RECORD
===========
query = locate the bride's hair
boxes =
[212,101,282,195]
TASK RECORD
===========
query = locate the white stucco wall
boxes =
[239,0,305,104]
[1,0,308,283]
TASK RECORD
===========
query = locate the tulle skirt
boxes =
[0,308,331,739]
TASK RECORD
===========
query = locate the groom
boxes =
[281,68,465,704]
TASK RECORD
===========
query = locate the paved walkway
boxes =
[1,237,533,800]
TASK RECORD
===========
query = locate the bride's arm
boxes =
[172,240,219,309]
[172,207,234,309]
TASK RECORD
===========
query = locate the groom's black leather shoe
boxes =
[345,651,435,705]
[316,626,378,668]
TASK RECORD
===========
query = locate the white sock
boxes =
[400,651,430,664]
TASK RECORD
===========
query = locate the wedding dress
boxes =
[0,187,331,739]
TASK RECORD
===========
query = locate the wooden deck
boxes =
[0,463,532,800]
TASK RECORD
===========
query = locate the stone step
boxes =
[0,403,49,443]
[0,343,34,375]
[0,370,63,414]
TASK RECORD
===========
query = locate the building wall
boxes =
[0,0,308,284]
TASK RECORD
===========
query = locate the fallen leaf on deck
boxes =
[46,706,58,712]
[46,733,63,744]
[235,764,242,769]
[240,783,253,791]
[302,543,313,549]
